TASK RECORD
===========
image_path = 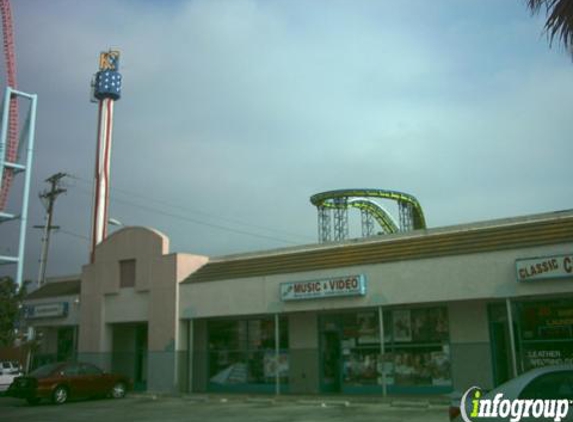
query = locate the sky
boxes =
[1,0,572,283]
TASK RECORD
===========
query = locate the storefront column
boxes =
[275,313,280,396]
[378,306,387,397]
[73,325,78,359]
[505,298,518,378]
[187,319,194,393]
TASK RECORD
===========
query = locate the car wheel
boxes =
[110,382,126,399]
[52,385,68,405]
[26,397,41,405]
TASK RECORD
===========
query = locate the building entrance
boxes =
[111,323,148,391]
[320,330,341,392]
[488,303,513,387]
[56,326,76,362]
[489,298,573,387]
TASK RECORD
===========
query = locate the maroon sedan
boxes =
[7,361,131,405]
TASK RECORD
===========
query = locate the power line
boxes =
[111,195,302,245]
[69,174,314,242]
[59,229,89,241]
[71,186,302,245]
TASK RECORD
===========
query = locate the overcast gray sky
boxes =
[1,0,572,283]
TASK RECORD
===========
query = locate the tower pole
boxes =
[90,50,121,263]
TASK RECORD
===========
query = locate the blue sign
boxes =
[25,302,68,319]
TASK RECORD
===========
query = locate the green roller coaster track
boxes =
[347,198,399,234]
[310,189,426,233]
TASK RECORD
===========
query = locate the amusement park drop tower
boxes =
[90,51,122,262]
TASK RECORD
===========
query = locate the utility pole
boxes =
[34,172,67,288]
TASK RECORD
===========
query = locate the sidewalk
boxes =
[130,391,451,409]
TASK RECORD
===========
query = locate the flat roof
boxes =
[26,277,81,300]
[184,209,573,283]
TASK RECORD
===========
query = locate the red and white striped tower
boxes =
[90,50,122,262]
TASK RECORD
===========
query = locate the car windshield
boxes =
[28,363,60,378]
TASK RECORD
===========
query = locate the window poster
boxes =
[410,307,449,342]
[378,353,395,385]
[520,301,573,341]
[430,349,451,386]
[393,309,412,342]
[522,343,573,370]
[263,352,289,378]
[392,348,451,386]
[210,362,248,384]
[342,350,378,385]
[357,312,379,344]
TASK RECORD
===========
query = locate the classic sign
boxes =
[280,275,366,301]
[516,254,573,282]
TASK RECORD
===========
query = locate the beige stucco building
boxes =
[25,210,573,395]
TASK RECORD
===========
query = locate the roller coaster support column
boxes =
[0,87,38,287]
[318,206,332,243]
[398,201,414,232]
[333,198,349,242]
[361,209,375,237]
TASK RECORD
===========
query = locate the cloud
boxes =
[0,0,572,280]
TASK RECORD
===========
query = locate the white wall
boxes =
[448,301,490,343]
[105,288,148,323]
[448,300,494,390]
[179,243,573,319]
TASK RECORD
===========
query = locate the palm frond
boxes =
[526,0,573,49]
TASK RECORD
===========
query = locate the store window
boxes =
[386,307,451,388]
[321,306,451,392]
[207,317,288,388]
[518,299,573,371]
[339,312,381,387]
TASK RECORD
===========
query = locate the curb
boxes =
[429,404,450,410]
[126,392,448,410]
[390,400,429,409]
[322,400,350,407]
[128,393,159,400]
[184,395,210,403]
[246,397,276,404]
[297,399,350,407]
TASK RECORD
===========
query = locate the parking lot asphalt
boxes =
[0,394,450,422]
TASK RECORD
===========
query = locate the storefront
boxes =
[517,298,573,372]
[317,306,451,394]
[22,276,80,367]
[206,316,289,392]
[25,210,573,396]
[182,210,573,395]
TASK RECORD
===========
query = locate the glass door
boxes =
[320,324,342,393]
[488,303,513,387]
